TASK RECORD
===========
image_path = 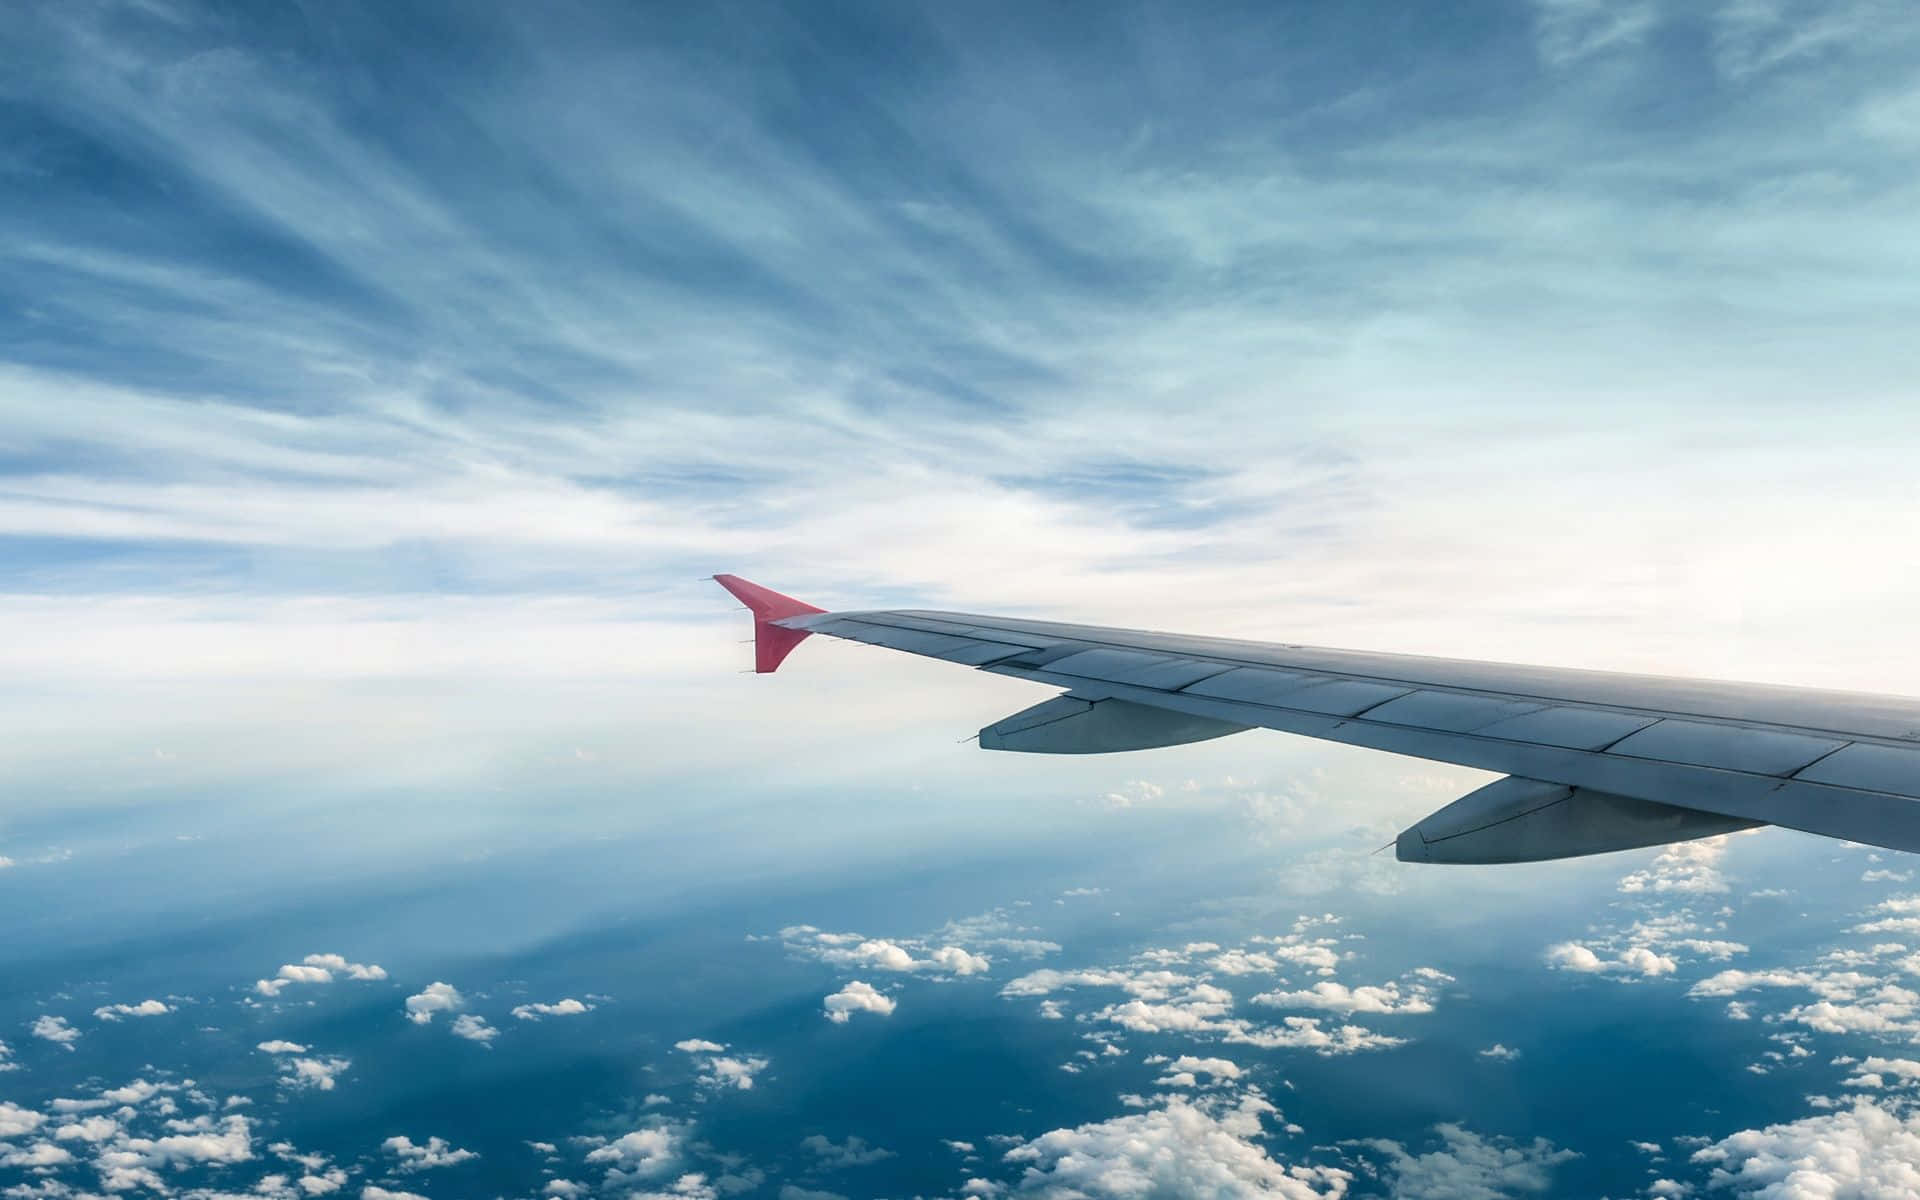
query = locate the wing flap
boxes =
[1396,776,1765,864]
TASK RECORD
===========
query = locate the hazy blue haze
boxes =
[5,1,1920,1197]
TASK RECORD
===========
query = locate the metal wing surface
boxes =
[714,575,1920,864]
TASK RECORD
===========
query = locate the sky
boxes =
[4,0,1920,1198]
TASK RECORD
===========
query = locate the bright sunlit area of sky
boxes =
[4,2,1920,1198]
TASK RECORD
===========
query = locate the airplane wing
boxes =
[713,574,1920,864]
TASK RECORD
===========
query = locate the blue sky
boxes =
[5,2,1920,1197]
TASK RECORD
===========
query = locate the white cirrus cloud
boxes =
[403,982,462,1025]
[823,981,896,1024]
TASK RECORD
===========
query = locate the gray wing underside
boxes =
[779,607,1920,861]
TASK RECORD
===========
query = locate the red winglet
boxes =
[713,574,827,673]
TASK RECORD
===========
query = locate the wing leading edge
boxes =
[714,576,1920,862]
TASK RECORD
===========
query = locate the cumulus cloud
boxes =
[512,998,592,1020]
[284,1056,353,1091]
[450,1014,498,1044]
[0,1101,46,1137]
[1480,1044,1522,1061]
[780,926,992,976]
[383,1134,479,1172]
[1154,1056,1245,1088]
[1002,1092,1347,1198]
[258,1039,309,1054]
[257,954,386,996]
[700,1055,769,1091]
[823,981,896,1023]
[1689,1097,1920,1195]
[92,999,171,1021]
[584,1124,683,1181]
[403,982,462,1024]
[1618,839,1733,896]
[800,1134,894,1166]
[0,1038,16,1073]
[30,1014,79,1049]
[1359,1121,1579,1198]
[1251,980,1436,1015]
[1221,1016,1407,1055]
[1546,943,1675,977]
[676,1038,769,1090]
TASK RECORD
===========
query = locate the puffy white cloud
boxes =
[450,1014,498,1044]
[800,1134,894,1166]
[258,954,385,996]
[1688,970,1817,998]
[30,1014,79,1049]
[0,1101,47,1137]
[54,1114,121,1143]
[0,1038,15,1073]
[1221,1016,1406,1055]
[404,982,462,1024]
[1002,1092,1348,1198]
[930,946,992,976]
[585,1124,682,1176]
[302,953,387,980]
[383,1134,479,1172]
[107,1113,255,1173]
[823,981,896,1023]
[100,1078,165,1105]
[1618,838,1732,895]
[1479,1043,1522,1061]
[1,1140,74,1168]
[1251,980,1435,1015]
[674,1039,726,1053]
[1689,1098,1920,1195]
[362,1188,430,1200]
[1154,1056,1244,1087]
[782,927,994,976]
[512,998,592,1020]
[1845,1057,1920,1089]
[699,1055,769,1091]
[1360,1122,1578,1199]
[1546,943,1675,977]
[999,969,1134,998]
[92,999,171,1021]
[282,1056,352,1091]
[259,1039,309,1054]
